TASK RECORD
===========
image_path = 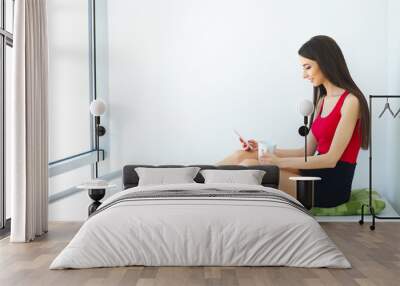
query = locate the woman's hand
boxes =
[247,139,258,151]
[259,151,281,167]
[240,138,258,152]
[239,137,251,151]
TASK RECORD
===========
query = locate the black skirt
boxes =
[300,161,356,208]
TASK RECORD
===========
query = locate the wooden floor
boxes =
[0,222,399,286]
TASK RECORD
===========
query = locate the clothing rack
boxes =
[359,95,400,230]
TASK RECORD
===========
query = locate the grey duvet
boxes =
[50,183,350,269]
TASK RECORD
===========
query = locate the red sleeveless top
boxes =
[311,90,361,164]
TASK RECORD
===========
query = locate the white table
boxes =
[289,176,321,210]
[77,183,116,216]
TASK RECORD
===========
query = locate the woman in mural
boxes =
[217,35,370,208]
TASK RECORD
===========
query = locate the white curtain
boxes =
[10,0,49,242]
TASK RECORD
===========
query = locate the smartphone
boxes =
[234,129,253,150]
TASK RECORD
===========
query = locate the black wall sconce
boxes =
[298,99,314,162]
[90,99,107,178]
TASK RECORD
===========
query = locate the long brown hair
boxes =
[298,35,369,149]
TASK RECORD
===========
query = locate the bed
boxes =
[50,165,350,269]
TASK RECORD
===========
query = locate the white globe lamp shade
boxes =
[90,99,106,116]
[298,99,314,117]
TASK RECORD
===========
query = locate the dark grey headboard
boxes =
[123,165,280,190]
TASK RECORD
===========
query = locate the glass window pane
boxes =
[6,0,14,33]
[48,0,91,162]
[5,44,12,219]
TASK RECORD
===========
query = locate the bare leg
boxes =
[218,152,299,199]
[279,168,300,198]
[216,150,258,165]
[238,160,299,199]
[239,158,260,166]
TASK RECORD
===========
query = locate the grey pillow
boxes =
[135,167,201,186]
[200,169,266,185]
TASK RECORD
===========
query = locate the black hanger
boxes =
[378,98,395,118]
[394,106,400,118]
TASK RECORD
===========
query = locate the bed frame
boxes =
[122,165,280,190]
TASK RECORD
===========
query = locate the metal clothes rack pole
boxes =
[359,95,400,230]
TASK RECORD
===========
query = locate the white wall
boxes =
[47,0,400,221]
[385,0,400,212]
[101,0,389,191]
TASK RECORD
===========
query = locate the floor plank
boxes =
[0,222,399,286]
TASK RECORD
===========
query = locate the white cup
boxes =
[258,141,268,161]
[268,143,277,154]
[258,141,276,163]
